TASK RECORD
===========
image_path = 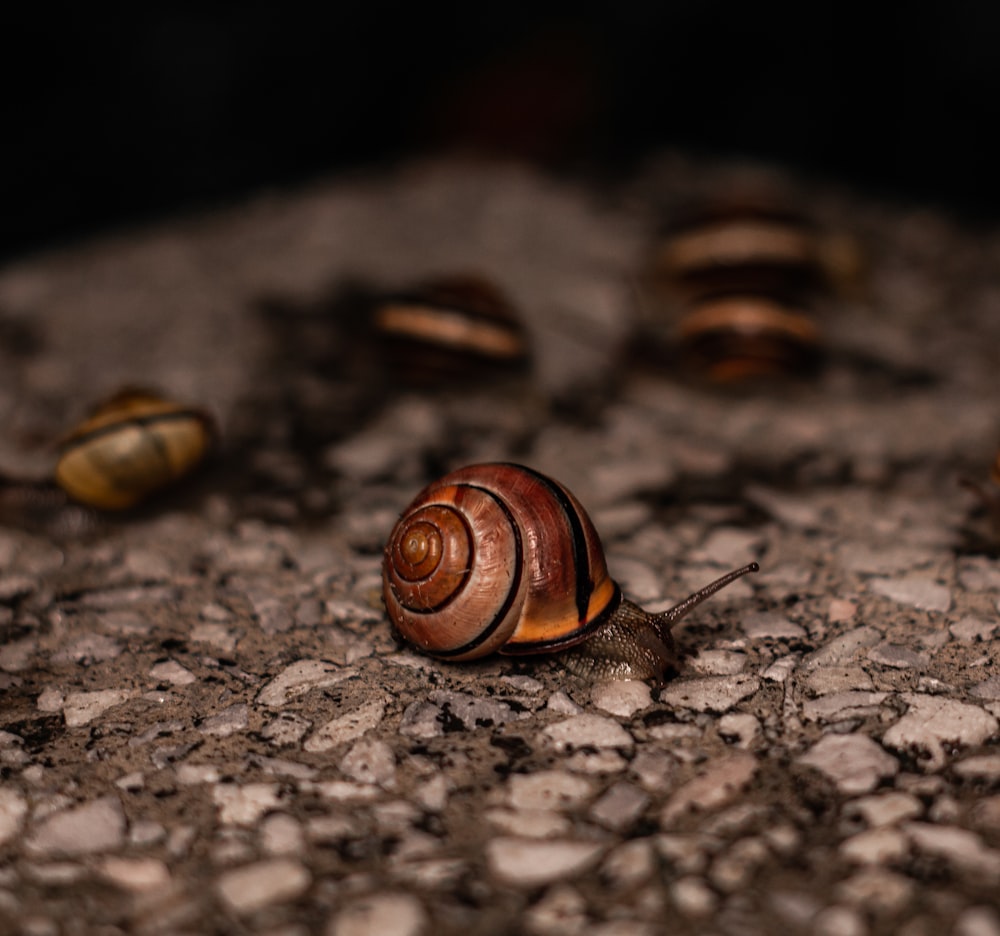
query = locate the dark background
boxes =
[4,5,1000,264]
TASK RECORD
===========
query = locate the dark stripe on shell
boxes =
[60,408,209,451]
[509,463,593,624]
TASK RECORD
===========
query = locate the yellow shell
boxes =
[54,389,214,510]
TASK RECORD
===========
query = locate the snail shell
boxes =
[382,462,758,680]
[54,388,215,510]
[373,275,530,384]
[676,295,822,382]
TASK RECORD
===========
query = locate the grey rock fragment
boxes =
[257,660,357,708]
[660,752,759,824]
[149,660,197,686]
[506,771,594,811]
[805,627,882,668]
[486,837,604,887]
[687,649,747,675]
[327,893,428,936]
[741,612,806,641]
[213,783,283,825]
[842,791,922,827]
[954,907,1000,936]
[588,781,650,832]
[63,689,134,727]
[717,713,761,748]
[216,858,311,915]
[590,680,652,717]
[304,698,387,752]
[660,674,760,713]
[971,676,1000,701]
[954,754,1000,781]
[868,642,926,669]
[869,575,952,612]
[541,714,634,752]
[882,694,999,770]
[903,822,1000,881]
[25,795,127,856]
[796,734,898,794]
[950,616,999,643]
[669,876,718,918]
[340,738,397,788]
[98,856,172,892]
[0,788,28,846]
[198,703,249,737]
[801,691,889,723]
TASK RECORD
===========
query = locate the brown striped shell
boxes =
[54,389,214,510]
[382,463,621,661]
[383,463,760,680]
[373,275,530,384]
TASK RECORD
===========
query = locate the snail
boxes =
[382,462,759,681]
[675,294,822,383]
[960,448,1000,542]
[372,274,530,384]
[54,388,215,510]
[641,190,853,382]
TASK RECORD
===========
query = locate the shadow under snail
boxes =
[54,388,215,510]
[382,462,759,681]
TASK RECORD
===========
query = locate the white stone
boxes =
[868,642,926,669]
[804,666,874,694]
[213,783,283,825]
[257,660,357,708]
[149,659,197,685]
[882,694,999,770]
[36,688,64,712]
[717,713,761,748]
[486,837,604,887]
[741,612,806,640]
[590,680,652,718]
[687,649,747,675]
[506,771,595,811]
[796,734,898,794]
[305,699,387,752]
[25,796,127,856]
[839,827,909,864]
[328,892,428,936]
[813,905,866,936]
[950,616,999,643]
[484,808,570,839]
[660,752,759,824]
[541,714,634,752]
[260,813,305,856]
[216,858,311,915]
[659,674,760,713]
[0,788,28,846]
[869,575,951,612]
[98,856,171,892]
[588,782,650,832]
[903,822,1000,880]
[801,691,889,723]
[843,791,922,827]
[198,704,249,737]
[954,906,1000,936]
[669,875,718,918]
[340,738,396,788]
[63,689,132,727]
[955,754,1000,781]
[805,627,882,668]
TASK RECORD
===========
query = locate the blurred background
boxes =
[5,4,1000,263]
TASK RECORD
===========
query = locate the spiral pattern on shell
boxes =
[382,463,621,661]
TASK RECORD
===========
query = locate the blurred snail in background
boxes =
[372,274,530,385]
[643,187,862,383]
[54,388,215,510]
[960,447,1000,542]
[382,462,759,681]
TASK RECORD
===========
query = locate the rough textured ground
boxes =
[1,154,999,936]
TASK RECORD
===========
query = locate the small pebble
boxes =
[839,827,909,864]
[216,858,311,915]
[950,616,999,644]
[0,788,28,846]
[813,905,867,936]
[506,771,594,811]
[717,713,761,748]
[327,893,427,936]
[801,691,889,723]
[868,643,926,669]
[256,660,357,708]
[25,796,127,856]
[687,649,747,675]
[98,856,172,893]
[660,674,760,713]
[340,738,397,788]
[954,906,1000,936]
[843,791,923,827]
[198,703,249,737]
[869,575,952,613]
[834,868,915,915]
[486,837,604,887]
[588,781,650,832]
[741,612,806,641]
[660,752,759,825]
[305,699,387,752]
[669,876,718,918]
[796,733,898,794]
[904,822,1000,880]
[213,783,283,826]
[590,680,652,718]
[62,689,132,727]
[882,694,999,770]
[542,714,635,752]
[149,660,197,686]
[954,754,1000,781]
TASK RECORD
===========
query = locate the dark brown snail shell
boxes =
[372,275,530,384]
[643,190,849,382]
[382,462,758,681]
[54,389,215,510]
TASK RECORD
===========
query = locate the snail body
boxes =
[373,275,530,384]
[54,389,214,510]
[382,463,758,680]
